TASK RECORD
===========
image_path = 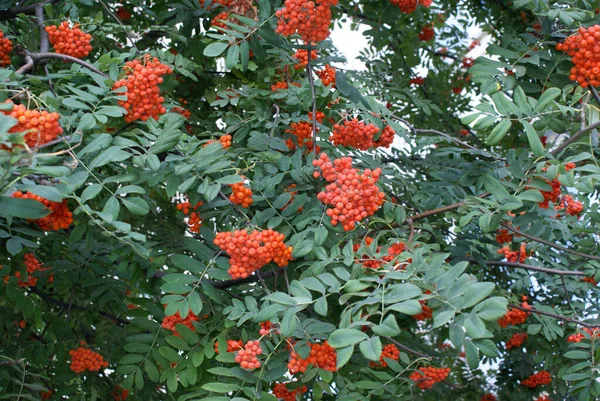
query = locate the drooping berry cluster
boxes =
[498,302,531,328]
[205,134,233,149]
[567,327,598,343]
[521,371,552,388]
[113,54,172,122]
[506,332,528,350]
[353,237,406,269]
[272,382,308,401]
[582,276,597,285]
[556,26,600,88]
[312,153,385,231]
[557,195,583,216]
[229,181,253,208]
[260,321,273,335]
[390,0,417,13]
[536,396,550,401]
[410,77,425,85]
[418,25,435,41]
[480,394,497,401]
[41,390,53,400]
[287,341,337,373]
[214,229,293,279]
[413,290,433,321]
[2,101,63,148]
[116,6,132,20]
[211,11,230,30]
[293,49,318,69]
[14,253,53,287]
[271,81,293,91]
[459,129,469,136]
[275,0,339,43]
[11,191,73,231]
[69,346,109,373]
[45,21,93,58]
[235,340,263,370]
[539,179,561,209]
[0,30,13,67]
[214,339,243,353]
[176,199,203,233]
[374,125,396,148]
[316,64,336,87]
[285,111,324,151]
[111,386,129,401]
[173,99,191,119]
[161,311,200,335]
[495,229,513,244]
[330,118,381,150]
[409,366,450,389]
[370,344,400,368]
[497,243,530,263]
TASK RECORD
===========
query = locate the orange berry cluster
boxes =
[205,134,233,149]
[556,26,600,88]
[69,346,109,373]
[567,327,598,343]
[2,101,63,148]
[497,243,530,263]
[211,11,230,30]
[313,153,385,231]
[374,125,396,148]
[235,340,263,370]
[45,22,92,59]
[459,129,469,136]
[539,179,561,209]
[330,118,380,150]
[214,339,243,354]
[0,30,12,67]
[176,200,203,233]
[316,64,336,87]
[229,181,253,208]
[293,49,318,69]
[498,302,531,328]
[173,99,191,119]
[557,195,583,216]
[480,394,496,401]
[11,253,54,288]
[275,0,339,43]
[111,386,129,401]
[506,332,528,350]
[536,397,550,401]
[521,370,552,388]
[113,54,172,123]
[214,229,293,279]
[41,390,53,400]
[418,25,435,41]
[370,343,400,368]
[495,229,513,244]
[287,341,337,373]
[285,111,324,151]
[419,0,432,5]
[409,366,450,389]
[390,0,417,13]
[272,382,308,401]
[413,291,433,321]
[582,276,597,285]
[11,191,73,231]
[353,237,406,269]
[17,320,26,328]
[272,81,291,91]
[260,321,273,335]
[280,184,303,212]
[161,311,200,335]
[410,77,425,85]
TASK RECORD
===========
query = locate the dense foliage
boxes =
[1,0,600,400]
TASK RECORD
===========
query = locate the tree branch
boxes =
[206,268,285,289]
[0,0,60,19]
[385,337,433,359]
[482,260,585,276]
[34,4,49,53]
[16,51,108,78]
[500,223,600,262]
[551,120,600,156]
[510,304,600,330]
[306,50,318,157]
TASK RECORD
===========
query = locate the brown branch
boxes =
[34,4,49,53]
[17,51,108,78]
[561,275,577,316]
[385,337,432,359]
[500,223,600,262]
[588,84,600,106]
[207,267,285,289]
[551,120,600,156]
[407,218,415,243]
[306,50,318,158]
[510,304,600,330]
[0,359,25,366]
[16,55,34,75]
[482,260,585,276]
[0,0,60,19]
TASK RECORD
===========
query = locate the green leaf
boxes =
[359,336,382,361]
[328,329,369,348]
[89,146,131,169]
[474,339,499,357]
[482,175,510,199]
[387,300,422,315]
[464,339,479,369]
[121,197,150,215]
[336,345,354,369]
[19,185,63,202]
[0,196,50,219]
[519,189,544,203]
[523,121,545,157]
[433,310,454,328]
[202,383,240,393]
[280,309,297,337]
[144,360,159,382]
[533,87,561,112]
[372,315,401,337]
[486,119,511,145]
[158,346,180,362]
[81,184,103,203]
[204,42,229,57]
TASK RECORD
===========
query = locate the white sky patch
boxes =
[330,21,369,71]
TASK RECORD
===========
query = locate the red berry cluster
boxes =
[41,390,53,400]
[567,327,598,343]
[0,29,13,67]
[539,179,562,209]
[419,0,432,6]
[330,118,381,150]
[275,0,339,43]
[312,153,385,231]
[214,339,243,354]
[390,0,417,13]
[116,6,132,20]
[353,237,406,269]
[498,302,531,328]
[556,26,600,88]
[505,332,528,350]
[260,321,273,335]
[205,134,233,149]
[418,25,435,42]
[459,129,469,136]
[235,340,263,370]
[374,125,396,148]
[521,371,552,388]
[176,199,203,233]
[293,49,318,69]
[2,101,63,148]
[536,396,550,401]
[272,81,292,91]
[370,343,400,368]
[45,22,92,59]
[497,243,530,263]
[161,311,200,335]
[229,181,253,208]
[211,11,230,30]
[272,382,308,401]
[582,276,597,285]
[11,191,73,231]
[462,57,475,69]
[214,229,293,279]
[286,111,324,151]
[316,64,336,87]
[410,77,425,85]
[409,366,450,389]
[495,229,513,244]
[287,341,337,373]
[173,99,191,119]
[556,195,583,216]
[480,394,497,401]
[12,253,53,288]
[69,346,109,373]
[111,385,129,401]
[413,290,433,321]
[113,54,172,123]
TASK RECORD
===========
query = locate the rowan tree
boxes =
[1,0,600,400]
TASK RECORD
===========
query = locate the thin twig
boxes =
[36,135,71,149]
[0,0,60,19]
[17,51,108,77]
[97,0,139,53]
[551,120,600,156]
[500,223,600,262]
[561,275,577,316]
[407,218,415,243]
[385,337,432,359]
[43,65,56,96]
[269,104,280,137]
[510,304,600,329]
[306,50,318,158]
[482,260,585,276]
[588,84,600,106]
